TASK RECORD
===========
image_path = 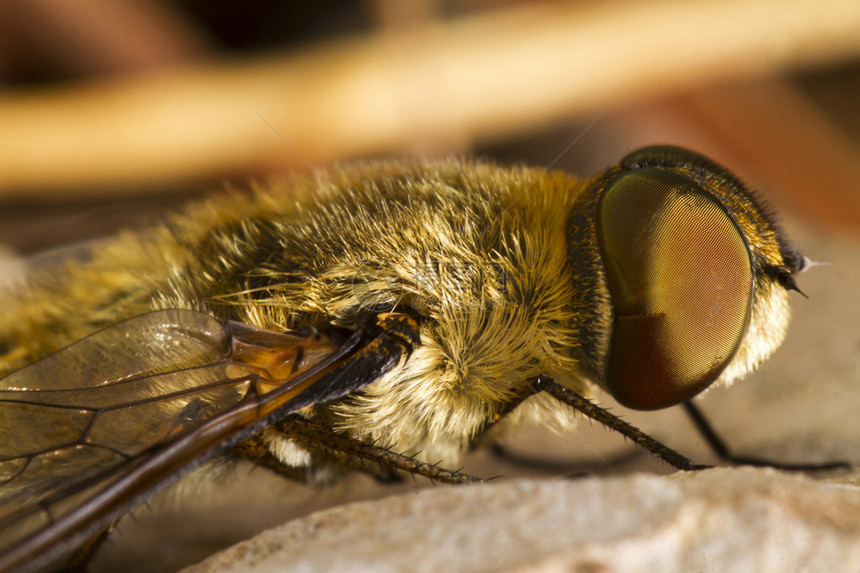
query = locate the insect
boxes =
[0,145,842,572]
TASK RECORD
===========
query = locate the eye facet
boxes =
[597,169,753,410]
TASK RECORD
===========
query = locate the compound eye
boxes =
[597,169,753,410]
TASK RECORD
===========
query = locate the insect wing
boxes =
[0,309,348,572]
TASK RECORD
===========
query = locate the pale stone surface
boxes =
[182,468,860,573]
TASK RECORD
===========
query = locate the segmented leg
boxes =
[683,401,849,471]
[275,418,483,484]
[235,418,482,485]
[530,375,700,471]
[61,519,117,572]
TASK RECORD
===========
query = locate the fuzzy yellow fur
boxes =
[0,156,795,469]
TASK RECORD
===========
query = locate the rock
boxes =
[182,467,860,573]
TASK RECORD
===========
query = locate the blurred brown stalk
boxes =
[2,0,860,200]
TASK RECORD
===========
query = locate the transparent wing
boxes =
[0,309,360,572]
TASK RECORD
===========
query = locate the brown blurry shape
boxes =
[0,0,212,78]
[610,80,860,235]
[676,82,860,235]
[2,0,860,196]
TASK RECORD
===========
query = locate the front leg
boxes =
[475,375,699,471]
[531,376,699,470]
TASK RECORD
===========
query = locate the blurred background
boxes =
[2,0,860,253]
[1,1,858,571]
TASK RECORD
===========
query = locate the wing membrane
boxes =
[1,309,231,392]
[0,309,364,572]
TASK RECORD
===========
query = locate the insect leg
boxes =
[531,375,700,471]
[233,427,404,483]
[682,401,850,471]
[488,443,644,474]
[232,434,310,482]
[62,519,117,572]
[476,380,647,473]
[276,417,483,484]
